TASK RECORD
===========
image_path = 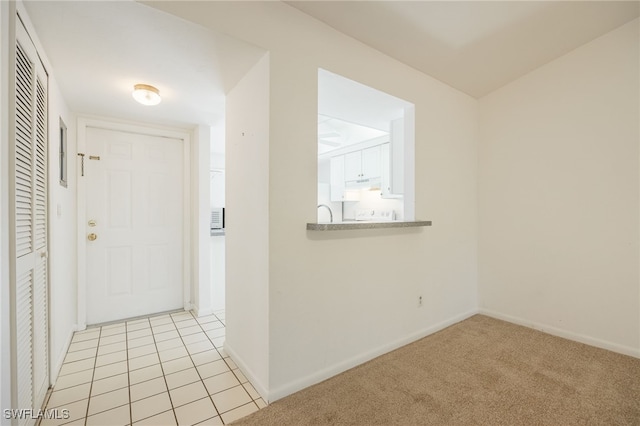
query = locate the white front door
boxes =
[84,127,184,324]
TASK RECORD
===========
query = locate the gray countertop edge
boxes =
[306,220,432,231]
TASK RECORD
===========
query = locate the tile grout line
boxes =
[125,320,134,426]
[170,311,224,424]
[47,310,259,425]
[82,326,102,426]
[148,315,180,425]
[206,312,259,411]
[193,311,260,421]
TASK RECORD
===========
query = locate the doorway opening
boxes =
[317,68,415,224]
[77,118,192,327]
[209,141,225,314]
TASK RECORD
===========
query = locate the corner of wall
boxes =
[480,308,640,359]
[224,342,269,402]
[477,19,640,355]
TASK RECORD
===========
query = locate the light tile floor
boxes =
[40,310,266,426]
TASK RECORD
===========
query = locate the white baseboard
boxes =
[268,308,479,402]
[479,308,640,359]
[193,306,215,318]
[50,325,78,387]
[223,341,269,403]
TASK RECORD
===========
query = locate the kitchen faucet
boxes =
[317,204,333,222]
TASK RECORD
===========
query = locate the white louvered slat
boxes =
[15,41,34,258]
[34,76,46,250]
[16,270,33,418]
[15,35,36,420]
[13,17,49,420]
[32,259,48,402]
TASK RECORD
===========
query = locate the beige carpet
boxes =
[232,315,640,425]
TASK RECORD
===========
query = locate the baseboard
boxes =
[50,325,78,387]
[193,306,215,318]
[224,341,270,403]
[479,308,640,359]
[269,308,479,402]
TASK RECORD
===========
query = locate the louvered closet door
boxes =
[13,18,49,421]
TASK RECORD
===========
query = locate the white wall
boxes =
[210,124,225,209]
[478,19,640,357]
[209,236,225,312]
[148,1,478,401]
[224,52,270,399]
[0,3,78,412]
[192,125,212,316]
[209,170,224,209]
[47,77,77,383]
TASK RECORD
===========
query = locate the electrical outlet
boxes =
[418,295,423,307]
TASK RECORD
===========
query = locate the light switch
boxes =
[57,204,62,217]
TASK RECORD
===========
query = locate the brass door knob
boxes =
[88,233,97,241]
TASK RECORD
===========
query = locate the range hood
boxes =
[345,177,381,190]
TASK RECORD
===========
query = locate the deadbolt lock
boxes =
[87,233,97,241]
[88,220,97,227]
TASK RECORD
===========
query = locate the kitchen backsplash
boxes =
[343,189,404,221]
[317,183,403,222]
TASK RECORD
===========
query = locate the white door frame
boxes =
[76,117,192,329]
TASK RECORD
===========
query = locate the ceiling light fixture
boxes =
[132,84,161,106]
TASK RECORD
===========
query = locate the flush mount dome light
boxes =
[132,84,161,106]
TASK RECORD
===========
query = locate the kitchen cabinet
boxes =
[344,145,381,183]
[381,143,392,197]
[381,119,404,198]
[381,143,403,198]
[390,117,404,194]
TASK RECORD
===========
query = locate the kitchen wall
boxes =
[478,18,640,357]
[342,191,404,221]
[209,169,224,209]
[193,125,212,316]
[148,1,478,401]
[210,128,225,209]
[209,126,226,312]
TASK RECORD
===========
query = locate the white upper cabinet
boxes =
[344,145,381,183]
[344,151,361,181]
[361,145,382,181]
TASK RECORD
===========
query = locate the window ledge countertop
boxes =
[306,220,432,231]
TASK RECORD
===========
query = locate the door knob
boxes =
[88,233,97,241]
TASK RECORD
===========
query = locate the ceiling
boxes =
[318,69,412,154]
[20,0,639,144]
[287,1,640,98]
[22,0,265,133]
